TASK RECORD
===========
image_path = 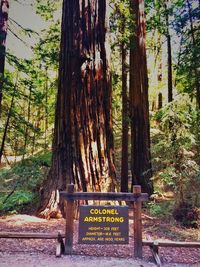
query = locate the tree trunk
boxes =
[158,92,162,110]
[22,84,32,161]
[164,1,173,103]
[120,41,129,192]
[44,66,48,150]
[38,0,116,218]
[187,0,200,109]
[129,0,153,195]
[157,33,163,109]
[0,74,18,164]
[0,0,9,115]
[31,108,41,155]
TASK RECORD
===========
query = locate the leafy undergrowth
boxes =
[144,201,200,242]
[0,152,51,215]
[141,193,200,245]
[150,99,200,228]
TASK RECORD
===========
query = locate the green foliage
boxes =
[173,203,199,228]
[35,0,61,21]
[191,109,200,158]
[159,169,175,188]
[0,152,51,214]
[0,191,35,215]
[173,0,200,102]
[110,0,133,47]
[152,95,200,212]
[2,40,57,157]
[1,152,51,188]
[157,94,195,148]
[148,201,173,217]
[1,0,59,161]
[34,20,61,67]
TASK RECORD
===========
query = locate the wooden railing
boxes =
[0,184,199,264]
[0,232,65,257]
[60,184,149,258]
[143,240,200,266]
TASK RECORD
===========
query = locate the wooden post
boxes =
[151,241,161,266]
[133,185,142,259]
[65,184,75,254]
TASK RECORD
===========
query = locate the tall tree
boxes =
[120,39,129,192]
[119,8,129,193]
[38,0,116,218]
[186,0,200,108]
[0,0,9,115]
[0,73,18,164]
[22,83,32,160]
[129,0,153,195]
[174,0,200,108]
[164,0,173,103]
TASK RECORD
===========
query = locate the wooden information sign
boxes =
[79,205,129,244]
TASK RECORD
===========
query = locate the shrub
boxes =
[151,95,200,226]
[0,152,51,214]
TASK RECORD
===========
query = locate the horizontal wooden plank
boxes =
[0,232,65,239]
[60,192,148,202]
[143,240,200,248]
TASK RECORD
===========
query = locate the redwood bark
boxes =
[120,41,129,192]
[129,0,153,195]
[38,0,116,218]
[0,0,9,115]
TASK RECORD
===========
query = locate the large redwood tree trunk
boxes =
[129,0,153,195]
[0,0,9,115]
[38,0,116,218]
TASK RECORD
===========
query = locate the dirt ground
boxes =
[0,214,199,267]
[1,252,200,267]
[0,252,157,267]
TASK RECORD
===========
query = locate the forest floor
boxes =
[0,214,199,267]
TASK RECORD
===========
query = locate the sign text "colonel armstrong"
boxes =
[79,205,129,244]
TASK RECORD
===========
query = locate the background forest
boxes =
[0,0,200,228]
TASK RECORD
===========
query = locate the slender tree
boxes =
[0,73,18,164]
[129,0,153,195]
[120,11,129,192]
[186,0,200,108]
[38,0,116,218]
[44,66,49,150]
[164,0,173,103]
[173,0,200,108]
[22,83,32,160]
[0,0,9,115]
[120,39,129,192]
